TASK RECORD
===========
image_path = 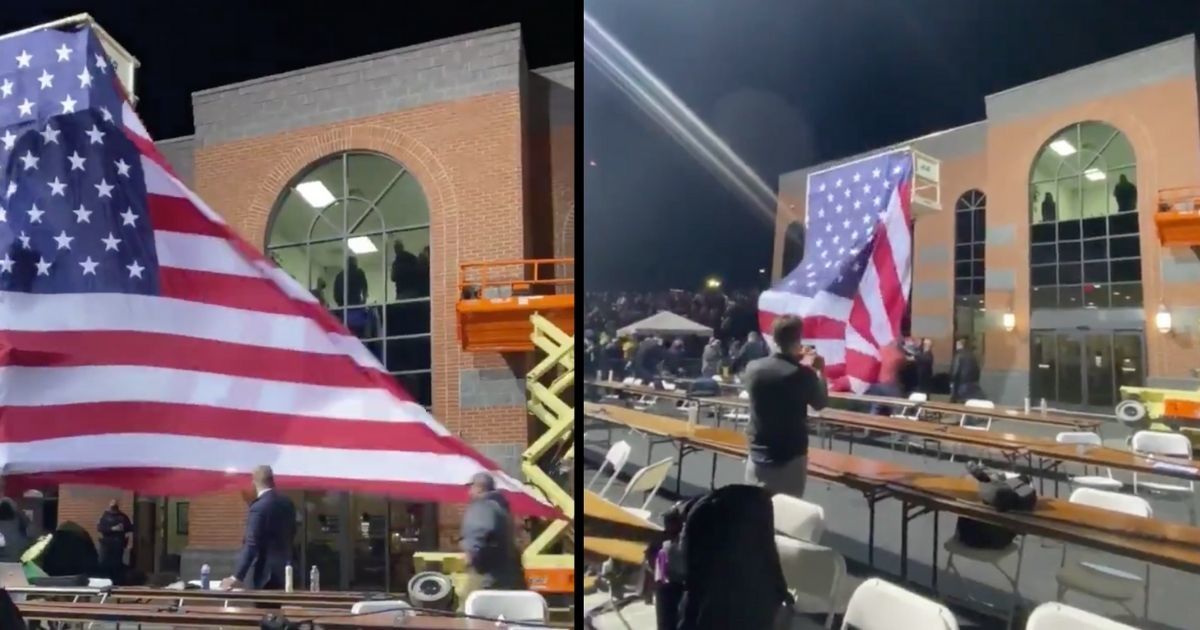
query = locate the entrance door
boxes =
[1029,330,1144,412]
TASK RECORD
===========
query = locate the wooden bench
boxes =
[16,600,498,628]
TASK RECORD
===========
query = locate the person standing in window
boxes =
[333,256,368,307]
[1040,192,1057,223]
[1113,174,1137,213]
[743,315,828,499]
[390,240,421,300]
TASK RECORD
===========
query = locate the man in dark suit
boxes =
[743,315,828,499]
[221,466,296,591]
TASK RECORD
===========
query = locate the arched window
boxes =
[954,189,986,353]
[266,152,432,407]
[1029,122,1141,310]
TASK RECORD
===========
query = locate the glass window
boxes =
[1028,122,1140,309]
[953,189,986,353]
[267,152,433,406]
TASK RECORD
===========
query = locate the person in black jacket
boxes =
[743,315,828,499]
[96,500,132,582]
[915,338,935,393]
[1113,174,1137,213]
[731,331,769,375]
[222,466,297,591]
[949,338,985,403]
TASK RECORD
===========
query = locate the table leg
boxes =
[868,498,876,567]
[932,510,939,592]
[710,450,719,490]
[900,500,909,580]
[675,441,685,495]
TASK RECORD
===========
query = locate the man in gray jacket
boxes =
[459,473,524,608]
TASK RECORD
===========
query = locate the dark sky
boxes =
[0,1,576,139]
[583,0,1200,292]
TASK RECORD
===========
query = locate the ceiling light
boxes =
[296,181,336,208]
[347,236,378,255]
[1049,139,1076,156]
[1084,168,1106,181]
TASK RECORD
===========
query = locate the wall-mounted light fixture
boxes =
[1002,312,1016,333]
[1155,304,1173,334]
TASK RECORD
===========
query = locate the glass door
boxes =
[1030,330,1145,412]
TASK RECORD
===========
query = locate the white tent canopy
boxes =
[618,310,714,338]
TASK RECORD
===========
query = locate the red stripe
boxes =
[3,468,558,518]
[0,402,442,451]
[0,330,382,387]
[158,267,341,333]
[123,123,177,180]
[148,194,226,237]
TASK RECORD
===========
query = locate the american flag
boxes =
[0,25,554,516]
[758,150,913,393]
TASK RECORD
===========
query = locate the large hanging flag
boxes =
[0,23,554,516]
[758,150,914,393]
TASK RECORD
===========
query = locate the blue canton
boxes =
[0,26,158,294]
[780,151,913,300]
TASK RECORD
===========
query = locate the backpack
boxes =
[673,485,793,630]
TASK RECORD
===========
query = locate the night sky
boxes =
[0,1,576,139]
[584,0,1200,292]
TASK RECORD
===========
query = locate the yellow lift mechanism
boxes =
[521,312,576,581]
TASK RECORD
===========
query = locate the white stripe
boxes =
[155,231,260,278]
[122,102,149,141]
[758,290,812,318]
[845,327,879,360]
[846,376,870,394]
[883,182,913,304]
[0,365,446,434]
[805,290,853,323]
[0,433,520,491]
[0,291,381,371]
[142,156,228,226]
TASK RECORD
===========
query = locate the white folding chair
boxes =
[1130,430,1196,524]
[464,589,548,623]
[950,399,995,462]
[1025,601,1140,630]
[776,535,846,629]
[772,494,826,542]
[350,599,412,615]
[616,457,674,520]
[942,519,1026,628]
[1055,488,1152,620]
[587,440,631,499]
[891,392,928,421]
[841,577,959,630]
[1055,432,1122,492]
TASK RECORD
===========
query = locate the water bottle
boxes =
[285,563,294,592]
[199,564,211,590]
[309,565,320,592]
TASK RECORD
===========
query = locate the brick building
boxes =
[38,24,574,591]
[772,35,1200,411]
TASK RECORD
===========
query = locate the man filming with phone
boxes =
[743,315,829,499]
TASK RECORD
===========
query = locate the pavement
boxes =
[580,398,1196,630]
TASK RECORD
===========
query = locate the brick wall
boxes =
[186,89,530,550]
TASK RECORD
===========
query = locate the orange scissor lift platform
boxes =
[456,258,574,353]
[1155,187,1200,246]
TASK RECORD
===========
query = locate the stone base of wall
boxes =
[180,548,239,582]
[979,369,1029,407]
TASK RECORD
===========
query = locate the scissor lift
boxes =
[520,313,576,601]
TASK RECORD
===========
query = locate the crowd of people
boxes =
[583,288,768,380]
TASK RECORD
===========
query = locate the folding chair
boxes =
[615,457,674,521]
[1055,488,1152,620]
[587,440,632,499]
[841,578,959,630]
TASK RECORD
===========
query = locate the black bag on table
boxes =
[955,462,1038,550]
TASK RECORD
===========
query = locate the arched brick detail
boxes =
[244,124,457,255]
